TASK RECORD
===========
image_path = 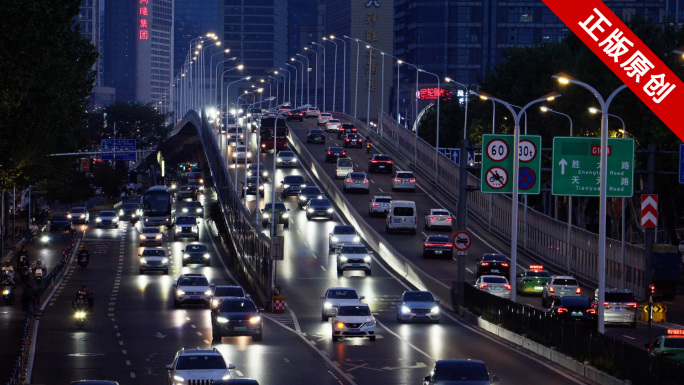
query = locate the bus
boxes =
[259,116,289,152]
[141,185,174,226]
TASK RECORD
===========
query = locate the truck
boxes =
[650,244,681,300]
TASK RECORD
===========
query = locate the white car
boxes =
[139,247,169,274]
[335,157,354,179]
[424,208,453,230]
[139,226,163,246]
[336,243,373,276]
[396,290,440,323]
[368,195,391,216]
[172,273,213,308]
[165,348,236,385]
[326,119,341,132]
[231,145,252,163]
[95,210,120,228]
[320,287,364,321]
[541,275,582,307]
[474,275,512,299]
[317,112,332,125]
[275,150,297,167]
[210,285,249,309]
[305,106,321,117]
[332,303,378,341]
[391,171,416,191]
[328,225,361,250]
[343,172,370,193]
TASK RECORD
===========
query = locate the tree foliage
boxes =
[90,102,171,149]
[0,0,98,189]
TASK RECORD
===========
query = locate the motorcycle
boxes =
[73,305,87,329]
[366,142,372,153]
[77,252,89,269]
[33,265,43,284]
[72,292,92,328]
[39,233,50,246]
[2,285,14,305]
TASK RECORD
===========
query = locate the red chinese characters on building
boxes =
[139,0,149,40]
[418,88,451,100]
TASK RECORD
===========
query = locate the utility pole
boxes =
[643,143,656,293]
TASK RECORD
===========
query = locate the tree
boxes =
[0,0,98,189]
[100,102,171,148]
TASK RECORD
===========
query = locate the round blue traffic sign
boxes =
[518,167,536,190]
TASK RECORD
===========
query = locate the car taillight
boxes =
[372,203,380,207]
[345,139,350,142]
[387,160,393,164]
[346,179,353,183]
[342,152,346,156]
[428,217,436,221]
[480,262,489,266]
[557,308,568,314]
[626,302,637,308]
[576,287,581,294]
[371,160,377,163]
[549,287,555,293]
[504,284,511,290]
[409,179,416,183]
[363,180,369,184]
[603,302,610,308]
[394,178,401,182]
[335,168,339,172]
[478,283,488,289]
[501,263,509,267]
[586,308,597,314]
[445,218,452,221]
[327,151,331,155]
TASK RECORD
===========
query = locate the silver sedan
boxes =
[396,290,440,323]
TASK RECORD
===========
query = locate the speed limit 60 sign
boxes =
[481,134,542,194]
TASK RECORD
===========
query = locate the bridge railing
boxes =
[182,111,272,306]
[332,110,645,298]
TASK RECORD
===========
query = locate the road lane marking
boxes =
[622,335,636,340]
[320,266,326,271]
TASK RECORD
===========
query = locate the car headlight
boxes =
[283,184,290,189]
[431,306,440,314]
[95,218,102,222]
[307,208,314,213]
[300,196,307,201]
[182,208,188,212]
[176,289,186,296]
[217,316,229,323]
[204,289,213,296]
[364,256,371,263]
[173,375,185,382]
[183,253,190,259]
[155,234,162,239]
[327,208,333,213]
[119,209,124,215]
[340,256,348,262]
[212,299,220,307]
[277,158,282,162]
[67,214,72,219]
[353,236,360,243]
[140,258,148,264]
[232,153,237,157]
[197,208,203,212]
[192,226,198,233]
[401,305,411,314]
[79,214,85,218]
[263,171,268,176]
[262,212,270,218]
[301,184,306,188]
[204,253,210,259]
[161,258,169,264]
[222,374,232,380]
[139,235,145,240]
[249,316,261,324]
[335,322,345,330]
[175,227,180,233]
[259,185,264,190]
[365,318,376,326]
[324,302,333,309]
[331,236,338,242]
[282,213,289,218]
[113,217,119,222]
[246,152,252,157]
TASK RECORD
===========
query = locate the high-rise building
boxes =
[103,0,173,110]
[174,0,218,76]
[325,0,394,124]
[218,0,288,110]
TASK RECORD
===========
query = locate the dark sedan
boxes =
[297,186,323,208]
[343,133,364,148]
[338,123,358,139]
[49,215,72,232]
[182,243,211,266]
[325,147,347,163]
[280,175,307,197]
[306,129,326,144]
[242,176,264,197]
[305,198,334,220]
[211,297,263,342]
[423,235,454,259]
[476,253,510,277]
[547,296,597,327]
[118,202,141,222]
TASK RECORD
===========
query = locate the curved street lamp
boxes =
[330,35,346,113]
[310,42,326,111]
[322,37,338,112]
[296,53,310,105]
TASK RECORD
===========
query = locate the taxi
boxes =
[516,265,551,295]
[647,329,684,363]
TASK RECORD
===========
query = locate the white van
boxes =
[386,200,417,234]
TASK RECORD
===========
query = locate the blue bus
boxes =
[141,185,174,226]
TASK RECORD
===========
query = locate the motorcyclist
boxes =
[1,265,15,287]
[33,258,46,272]
[77,284,94,310]
[77,247,89,263]
[17,245,28,263]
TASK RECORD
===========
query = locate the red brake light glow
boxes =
[478,283,488,289]
[575,288,581,294]
[626,302,637,308]
[586,308,597,314]
[480,262,489,266]
[394,178,401,182]
[667,329,684,335]
[557,308,568,314]
[409,179,416,183]
[372,203,380,207]
[504,284,511,290]
[529,265,544,271]
[501,263,509,267]
[549,287,555,293]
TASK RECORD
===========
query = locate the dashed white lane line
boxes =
[116,333,121,337]
[118,341,124,346]
[320,266,326,271]
[622,335,636,340]
[196,331,202,336]
[122,349,127,355]
[235,370,244,377]
[190,324,196,329]
[311,253,317,259]
[421,231,428,238]
[466,268,473,274]
[130,373,136,379]
[378,188,384,192]
[126,360,131,366]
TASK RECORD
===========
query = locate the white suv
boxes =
[332,303,378,341]
[320,287,364,321]
[305,106,321,117]
[173,273,213,308]
[391,171,416,191]
[541,275,582,307]
[165,348,236,385]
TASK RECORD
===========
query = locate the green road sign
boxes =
[551,137,634,197]
[480,134,542,194]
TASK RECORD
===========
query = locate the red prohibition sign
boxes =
[452,231,472,251]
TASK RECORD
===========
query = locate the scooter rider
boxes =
[1,260,15,284]
[77,246,89,264]
[77,284,94,310]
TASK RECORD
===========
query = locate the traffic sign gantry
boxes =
[452,231,472,251]
[101,139,137,161]
[551,137,634,197]
[480,134,542,194]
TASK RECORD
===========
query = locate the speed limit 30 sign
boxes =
[481,134,542,194]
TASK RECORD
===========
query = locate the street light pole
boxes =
[296,53,310,105]
[475,91,561,304]
[278,68,291,104]
[322,37,337,112]
[554,72,627,333]
[304,47,318,109]
[366,45,373,124]
[285,62,298,107]
[332,36,346,114]
[291,58,305,108]
[268,75,279,108]
[419,68,441,180]
[310,42,326,111]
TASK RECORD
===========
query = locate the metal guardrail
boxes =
[333,111,646,298]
